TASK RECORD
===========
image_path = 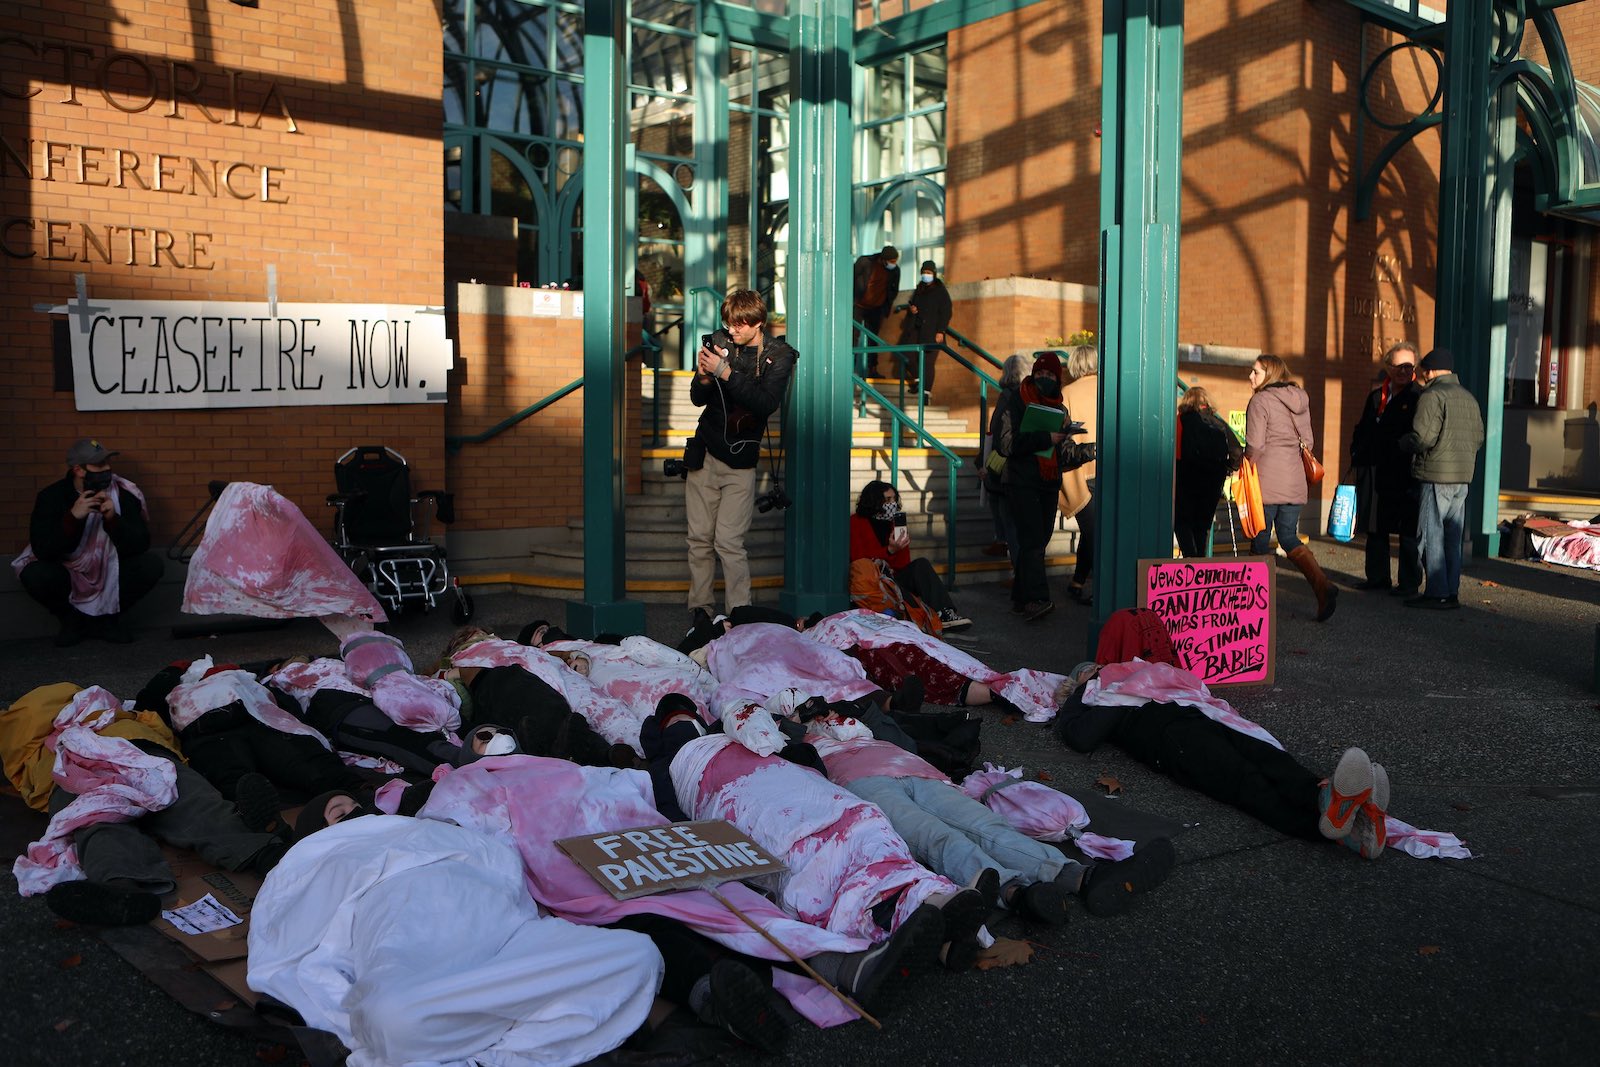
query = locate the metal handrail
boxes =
[854,375,966,589]
[445,376,584,453]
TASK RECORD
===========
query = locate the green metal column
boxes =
[779,0,855,618]
[1434,8,1515,558]
[688,29,730,367]
[1094,0,1184,638]
[570,0,645,638]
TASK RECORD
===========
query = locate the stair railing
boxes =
[854,375,966,589]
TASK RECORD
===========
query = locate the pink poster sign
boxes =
[1137,556,1276,686]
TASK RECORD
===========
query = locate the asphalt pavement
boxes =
[2,537,1597,1066]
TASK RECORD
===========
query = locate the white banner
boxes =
[61,300,453,411]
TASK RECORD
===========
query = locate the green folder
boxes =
[1020,403,1066,456]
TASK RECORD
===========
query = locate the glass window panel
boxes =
[911,110,944,171]
[444,59,470,125]
[632,94,694,158]
[554,78,583,141]
[631,0,695,30]
[474,1,549,66]
[445,143,463,211]
[757,51,789,114]
[479,66,548,135]
[721,0,788,13]
[554,9,584,73]
[867,58,905,124]
[639,177,684,242]
[488,149,536,221]
[555,145,581,193]
[862,123,902,183]
[910,47,946,111]
[916,196,942,243]
[727,109,752,292]
[632,31,693,95]
[443,1,467,54]
[729,47,753,107]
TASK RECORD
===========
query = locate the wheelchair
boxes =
[326,445,474,622]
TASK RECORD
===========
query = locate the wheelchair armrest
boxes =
[326,492,350,507]
[415,489,455,525]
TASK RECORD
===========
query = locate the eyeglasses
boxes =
[1392,363,1416,373]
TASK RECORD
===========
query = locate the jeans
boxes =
[848,775,1074,890]
[1417,482,1469,598]
[1249,503,1304,554]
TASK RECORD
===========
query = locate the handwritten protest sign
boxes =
[1137,557,1275,686]
[556,820,787,901]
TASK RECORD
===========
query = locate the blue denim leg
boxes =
[1252,503,1303,553]
[1437,482,1469,596]
[1418,483,1448,597]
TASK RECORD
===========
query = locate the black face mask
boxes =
[1035,377,1062,399]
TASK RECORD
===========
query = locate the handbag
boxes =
[1327,483,1357,543]
[1235,458,1266,539]
[1299,441,1325,485]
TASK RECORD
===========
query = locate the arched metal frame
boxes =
[859,174,947,257]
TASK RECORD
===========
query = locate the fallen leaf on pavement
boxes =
[973,937,1034,969]
[1035,770,1053,782]
[1450,801,1472,812]
[1479,579,1500,587]
[1001,714,1019,726]
[58,954,82,969]
[1289,648,1309,656]
[52,919,75,930]
[256,1045,290,1063]
[53,1018,77,1033]
[1095,775,1122,795]
[1418,945,1441,956]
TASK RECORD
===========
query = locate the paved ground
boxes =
[2,537,1598,1066]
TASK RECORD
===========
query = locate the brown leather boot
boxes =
[1286,545,1339,622]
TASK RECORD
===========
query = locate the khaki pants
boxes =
[684,453,756,614]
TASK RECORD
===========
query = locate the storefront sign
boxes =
[557,820,787,901]
[1138,556,1275,686]
[64,299,452,410]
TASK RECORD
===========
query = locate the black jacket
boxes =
[690,329,798,469]
[906,280,952,345]
[27,474,152,562]
[1349,380,1421,495]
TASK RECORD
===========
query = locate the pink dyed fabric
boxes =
[13,687,178,896]
[956,764,1135,860]
[181,482,385,622]
[165,663,329,746]
[419,756,867,1028]
[449,638,645,751]
[586,636,717,724]
[341,632,460,733]
[12,475,148,617]
[808,735,948,789]
[1529,521,1600,572]
[1384,816,1473,860]
[707,623,881,708]
[806,609,1065,722]
[670,735,957,943]
[1087,659,1284,750]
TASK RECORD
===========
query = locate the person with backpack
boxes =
[852,244,901,362]
[1173,386,1242,557]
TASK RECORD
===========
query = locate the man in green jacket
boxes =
[1398,349,1484,609]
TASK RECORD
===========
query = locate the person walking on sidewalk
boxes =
[1244,355,1338,622]
[1398,348,1484,610]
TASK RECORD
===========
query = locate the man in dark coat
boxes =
[902,260,953,397]
[852,244,901,360]
[1348,341,1423,594]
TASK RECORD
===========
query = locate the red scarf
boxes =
[1018,377,1066,481]
[1375,378,1392,416]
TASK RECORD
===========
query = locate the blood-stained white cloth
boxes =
[267,656,459,738]
[1384,816,1473,860]
[165,659,330,747]
[341,632,461,733]
[13,687,178,896]
[1529,520,1600,572]
[448,637,645,751]
[248,815,660,1067]
[957,765,1134,860]
[420,756,865,1028]
[805,609,1066,722]
[670,735,957,943]
[1085,659,1284,750]
[707,623,881,708]
[715,699,788,757]
[12,475,147,617]
[807,733,945,789]
[181,481,385,622]
[586,636,717,724]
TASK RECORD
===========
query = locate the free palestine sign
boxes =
[60,299,453,411]
[557,820,787,901]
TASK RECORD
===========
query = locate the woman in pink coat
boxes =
[1244,355,1337,621]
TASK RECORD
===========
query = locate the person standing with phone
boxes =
[684,290,797,626]
[848,481,972,631]
[14,438,164,646]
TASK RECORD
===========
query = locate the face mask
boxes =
[483,732,517,756]
[876,501,903,521]
[920,273,933,284]
[1035,376,1062,399]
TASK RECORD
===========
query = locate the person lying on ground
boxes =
[701,621,927,720]
[1052,613,1470,860]
[645,698,991,962]
[4,682,291,926]
[248,812,664,1067]
[766,688,1176,929]
[676,604,824,655]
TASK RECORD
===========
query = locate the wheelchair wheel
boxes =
[451,586,475,624]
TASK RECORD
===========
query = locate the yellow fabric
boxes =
[0,683,181,812]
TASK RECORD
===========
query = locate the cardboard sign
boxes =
[557,820,787,901]
[1138,556,1275,686]
[152,848,262,962]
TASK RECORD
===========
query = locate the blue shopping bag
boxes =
[1327,482,1357,543]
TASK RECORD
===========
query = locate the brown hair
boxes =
[721,289,767,327]
[1382,340,1419,366]
[1177,386,1214,414]
[1251,354,1295,390]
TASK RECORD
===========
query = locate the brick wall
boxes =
[2,0,444,550]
